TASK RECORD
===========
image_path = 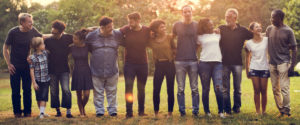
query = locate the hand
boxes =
[33,82,39,90]
[214,28,220,34]
[27,57,32,65]
[8,64,16,75]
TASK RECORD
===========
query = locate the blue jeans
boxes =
[174,61,199,114]
[50,72,72,109]
[198,62,224,114]
[222,65,242,113]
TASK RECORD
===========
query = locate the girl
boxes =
[70,29,93,117]
[29,37,50,119]
[245,22,269,115]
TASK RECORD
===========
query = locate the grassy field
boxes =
[0,71,299,125]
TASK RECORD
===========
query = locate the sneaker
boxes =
[126,113,133,118]
[96,113,104,117]
[110,113,117,117]
[66,114,74,118]
[39,113,44,119]
[206,113,212,117]
[219,113,225,118]
[55,112,62,117]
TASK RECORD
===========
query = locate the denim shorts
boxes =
[35,81,50,101]
[248,69,270,78]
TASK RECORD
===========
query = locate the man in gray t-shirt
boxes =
[266,9,297,117]
[172,5,199,116]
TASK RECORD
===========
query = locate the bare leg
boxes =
[251,77,261,114]
[260,78,268,114]
[76,91,84,115]
[82,90,90,115]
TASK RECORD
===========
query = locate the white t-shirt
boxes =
[197,33,222,62]
[245,37,269,70]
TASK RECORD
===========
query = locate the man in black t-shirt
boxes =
[3,13,42,118]
[44,20,73,118]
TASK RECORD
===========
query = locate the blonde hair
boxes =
[226,8,239,18]
[18,13,32,25]
[31,37,43,52]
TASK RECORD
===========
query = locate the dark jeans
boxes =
[50,72,72,109]
[124,63,148,114]
[153,61,175,112]
[198,62,224,114]
[222,65,242,113]
[10,67,32,115]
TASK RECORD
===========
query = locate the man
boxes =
[120,12,150,118]
[266,9,297,117]
[172,5,199,116]
[3,13,42,118]
[85,17,122,117]
[44,20,73,118]
[219,8,253,115]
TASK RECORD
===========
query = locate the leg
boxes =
[59,72,72,109]
[10,68,22,115]
[277,63,290,115]
[198,62,212,114]
[82,90,90,115]
[50,74,60,109]
[76,91,84,115]
[153,62,165,112]
[124,63,136,115]
[166,62,175,113]
[211,63,224,114]
[188,61,199,115]
[174,61,187,115]
[232,65,242,113]
[105,73,119,115]
[21,68,32,115]
[136,64,148,114]
[260,77,268,114]
[251,77,261,114]
[269,64,283,113]
[92,76,105,115]
[222,65,232,114]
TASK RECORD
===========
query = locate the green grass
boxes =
[0,71,299,125]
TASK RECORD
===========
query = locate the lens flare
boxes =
[126,94,134,103]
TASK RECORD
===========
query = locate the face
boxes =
[251,23,262,34]
[128,19,140,29]
[100,23,114,35]
[51,28,62,39]
[157,24,166,35]
[72,35,82,45]
[182,7,192,20]
[225,11,237,26]
[21,17,33,30]
[207,20,214,33]
[271,12,282,27]
[38,41,45,51]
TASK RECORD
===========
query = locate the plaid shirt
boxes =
[30,50,50,82]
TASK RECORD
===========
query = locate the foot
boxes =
[43,113,50,117]
[14,113,22,118]
[276,112,284,118]
[233,108,240,113]
[110,113,117,117]
[66,114,74,118]
[39,113,44,119]
[154,111,159,117]
[206,113,212,117]
[24,113,31,117]
[126,113,133,118]
[55,111,62,117]
[193,113,198,117]
[96,113,104,117]
[224,112,232,117]
[138,112,148,116]
[219,113,225,118]
[180,113,186,117]
[167,112,172,118]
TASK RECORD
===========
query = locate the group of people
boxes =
[2,5,297,119]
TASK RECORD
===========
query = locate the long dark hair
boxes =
[74,28,90,41]
[197,18,211,35]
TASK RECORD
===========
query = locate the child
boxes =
[29,37,51,119]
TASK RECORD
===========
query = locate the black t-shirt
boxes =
[219,24,253,65]
[5,26,42,69]
[45,34,73,74]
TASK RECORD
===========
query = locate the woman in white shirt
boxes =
[197,18,224,118]
[245,22,269,115]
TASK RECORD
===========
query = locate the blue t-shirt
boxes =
[172,21,198,61]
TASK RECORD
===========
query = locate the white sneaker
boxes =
[39,113,44,119]
[206,113,212,117]
[219,113,225,118]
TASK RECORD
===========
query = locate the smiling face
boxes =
[128,19,140,29]
[250,23,262,35]
[100,22,114,35]
[21,17,33,31]
[225,11,237,27]
[72,35,82,45]
[270,11,282,27]
[182,6,193,21]
[157,23,167,35]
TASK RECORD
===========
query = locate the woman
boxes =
[197,18,225,118]
[70,29,93,117]
[149,19,176,117]
[245,22,269,115]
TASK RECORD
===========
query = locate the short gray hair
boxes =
[18,13,32,25]
[226,8,239,18]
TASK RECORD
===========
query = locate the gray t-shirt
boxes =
[266,25,297,65]
[172,21,198,61]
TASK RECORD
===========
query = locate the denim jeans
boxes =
[92,73,118,115]
[153,61,175,112]
[222,65,242,113]
[174,61,199,114]
[198,62,224,114]
[50,72,72,109]
[124,63,148,114]
[10,67,32,115]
